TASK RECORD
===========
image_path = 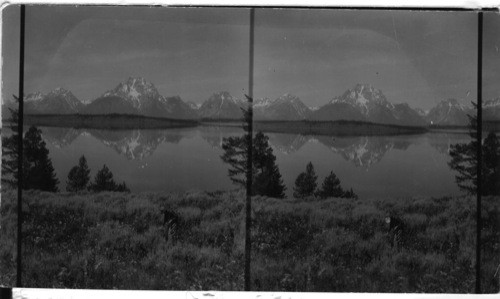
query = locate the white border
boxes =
[0,0,499,8]
[2,0,500,298]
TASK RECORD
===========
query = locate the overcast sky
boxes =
[2,7,498,110]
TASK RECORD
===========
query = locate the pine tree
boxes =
[2,97,20,188]
[66,155,91,192]
[316,171,344,198]
[23,126,59,192]
[482,132,500,195]
[88,164,117,192]
[220,98,286,198]
[448,103,500,195]
[342,188,358,199]
[293,162,318,198]
[254,162,286,198]
[88,164,130,192]
[115,181,131,193]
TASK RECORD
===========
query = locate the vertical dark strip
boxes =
[244,8,255,292]
[475,11,483,295]
[16,4,25,288]
[0,288,13,299]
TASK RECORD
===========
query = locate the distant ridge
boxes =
[311,84,426,127]
[7,77,498,127]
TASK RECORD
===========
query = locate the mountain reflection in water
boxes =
[40,126,469,168]
[37,126,472,198]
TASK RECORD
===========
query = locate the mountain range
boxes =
[3,78,500,126]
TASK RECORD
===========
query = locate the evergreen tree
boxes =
[2,97,20,188]
[482,132,500,195]
[316,171,344,198]
[221,97,286,198]
[221,131,286,198]
[115,181,131,193]
[66,155,91,192]
[254,161,286,198]
[88,164,130,192]
[23,126,59,192]
[448,103,500,195]
[342,188,358,199]
[293,162,318,198]
[89,164,117,192]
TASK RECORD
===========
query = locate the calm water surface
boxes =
[40,126,470,199]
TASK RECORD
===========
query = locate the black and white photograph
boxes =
[0,5,499,294]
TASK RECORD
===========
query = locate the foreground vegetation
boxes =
[0,189,498,292]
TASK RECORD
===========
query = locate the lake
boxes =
[38,126,469,199]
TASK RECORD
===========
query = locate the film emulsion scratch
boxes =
[0,6,499,293]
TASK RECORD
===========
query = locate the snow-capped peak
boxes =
[332,84,390,115]
[484,97,500,108]
[439,98,469,111]
[254,97,273,108]
[25,91,44,102]
[103,77,160,110]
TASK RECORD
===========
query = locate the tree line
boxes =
[220,100,357,199]
[2,101,129,193]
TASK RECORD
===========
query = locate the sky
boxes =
[483,12,500,104]
[1,7,497,110]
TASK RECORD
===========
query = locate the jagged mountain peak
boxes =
[329,83,392,115]
[209,91,244,105]
[277,93,301,103]
[253,93,311,120]
[349,83,384,98]
[47,87,77,98]
[25,91,44,102]
[103,77,161,110]
[199,91,244,119]
[426,98,472,126]
[484,97,500,108]
[436,98,470,111]
[254,97,272,107]
[333,84,387,106]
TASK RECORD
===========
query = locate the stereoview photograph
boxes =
[0,6,498,293]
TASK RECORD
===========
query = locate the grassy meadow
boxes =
[0,189,498,292]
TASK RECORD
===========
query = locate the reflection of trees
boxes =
[427,133,471,155]
[316,136,409,168]
[267,133,310,154]
[199,125,245,150]
[40,127,82,148]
